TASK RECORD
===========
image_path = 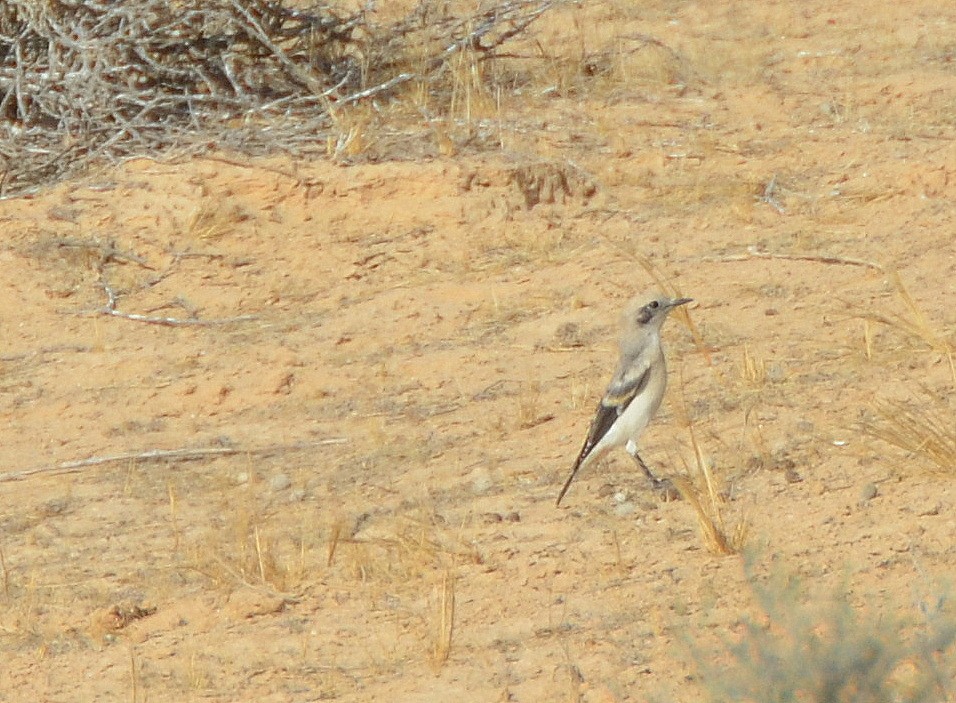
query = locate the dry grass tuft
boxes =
[740,344,767,386]
[328,508,480,585]
[393,511,482,571]
[516,381,555,430]
[864,396,956,475]
[193,525,304,594]
[865,272,955,361]
[183,484,314,595]
[673,373,748,555]
[672,452,747,556]
[326,106,374,161]
[186,200,254,241]
[857,273,954,474]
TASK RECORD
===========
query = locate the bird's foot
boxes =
[649,476,682,502]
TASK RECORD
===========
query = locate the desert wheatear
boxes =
[557,295,691,506]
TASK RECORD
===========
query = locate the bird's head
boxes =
[631,295,693,327]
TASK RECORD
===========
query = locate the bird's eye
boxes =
[648,300,660,309]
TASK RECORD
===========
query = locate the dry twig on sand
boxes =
[704,247,884,272]
[0,439,348,483]
[96,272,258,327]
[78,244,260,326]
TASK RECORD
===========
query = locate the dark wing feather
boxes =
[556,366,652,506]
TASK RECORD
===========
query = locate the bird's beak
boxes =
[669,297,693,308]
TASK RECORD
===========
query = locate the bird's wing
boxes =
[556,361,652,506]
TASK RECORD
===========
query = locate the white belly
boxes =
[582,371,665,470]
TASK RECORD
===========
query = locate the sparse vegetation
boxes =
[687,563,956,703]
[0,0,560,196]
[857,273,954,475]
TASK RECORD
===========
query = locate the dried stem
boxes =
[0,439,348,483]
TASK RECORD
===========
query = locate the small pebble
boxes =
[614,502,636,518]
[269,473,291,491]
[858,482,878,503]
[469,467,493,495]
[766,363,786,382]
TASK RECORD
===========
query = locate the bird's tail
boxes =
[556,444,590,507]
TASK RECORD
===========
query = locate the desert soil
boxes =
[1,1,954,701]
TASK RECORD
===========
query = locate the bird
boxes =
[556,295,692,506]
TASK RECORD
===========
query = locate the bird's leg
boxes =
[625,440,680,501]
[625,439,657,480]
[627,446,657,481]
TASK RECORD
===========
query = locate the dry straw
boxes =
[672,370,749,555]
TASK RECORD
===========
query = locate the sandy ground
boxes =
[1,1,955,701]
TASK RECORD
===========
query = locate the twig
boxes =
[472,1,556,58]
[339,72,416,106]
[94,270,258,326]
[50,237,155,270]
[101,308,259,326]
[228,0,327,96]
[759,174,786,214]
[0,440,348,483]
[704,248,884,272]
